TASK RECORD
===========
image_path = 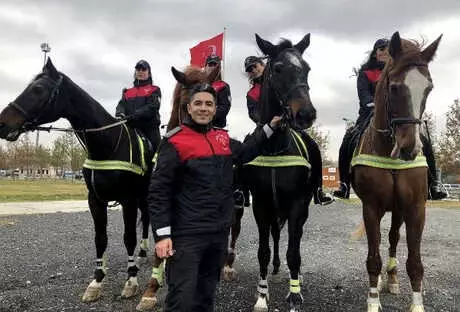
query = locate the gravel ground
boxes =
[0,201,459,312]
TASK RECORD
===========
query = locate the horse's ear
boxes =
[255,34,275,56]
[294,33,311,54]
[44,58,59,79]
[389,31,402,60]
[171,66,187,84]
[421,34,442,63]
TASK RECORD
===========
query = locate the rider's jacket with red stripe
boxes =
[247,82,262,123]
[148,118,269,241]
[211,80,231,128]
[357,68,382,117]
[115,82,161,127]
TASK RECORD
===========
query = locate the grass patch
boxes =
[0,179,87,202]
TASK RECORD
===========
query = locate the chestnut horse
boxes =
[351,32,442,312]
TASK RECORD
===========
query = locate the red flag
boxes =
[190,33,224,68]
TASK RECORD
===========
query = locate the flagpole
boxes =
[222,27,227,81]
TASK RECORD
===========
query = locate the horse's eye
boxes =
[390,83,400,94]
[274,63,283,73]
[32,85,45,95]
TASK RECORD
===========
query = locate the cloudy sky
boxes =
[1,0,459,160]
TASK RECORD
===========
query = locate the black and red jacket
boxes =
[148,117,273,241]
[115,79,162,128]
[357,63,384,117]
[247,81,262,124]
[211,80,231,128]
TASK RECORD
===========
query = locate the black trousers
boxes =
[137,126,160,153]
[164,232,228,312]
[300,131,323,189]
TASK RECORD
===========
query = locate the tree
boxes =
[305,125,330,161]
[437,99,460,176]
[50,133,87,175]
[51,136,67,176]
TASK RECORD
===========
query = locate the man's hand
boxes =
[155,238,174,258]
[269,116,283,129]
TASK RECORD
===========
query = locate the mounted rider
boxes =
[244,55,334,205]
[116,60,162,152]
[333,38,447,200]
[204,55,231,128]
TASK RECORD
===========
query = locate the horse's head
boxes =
[377,32,441,160]
[0,58,65,141]
[256,33,316,129]
[166,65,216,131]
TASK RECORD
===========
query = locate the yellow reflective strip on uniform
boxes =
[83,159,144,175]
[136,134,147,171]
[351,154,427,170]
[289,279,301,293]
[246,155,311,168]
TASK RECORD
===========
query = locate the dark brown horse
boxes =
[351,32,441,312]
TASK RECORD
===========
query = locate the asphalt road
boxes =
[0,201,459,312]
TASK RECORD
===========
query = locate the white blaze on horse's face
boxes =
[287,52,302,69]
[403,67,432,154]
[404,68,432,120]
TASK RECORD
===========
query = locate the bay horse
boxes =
[0,59,155,302]
[351,32,442,312]
[243,33,317,312]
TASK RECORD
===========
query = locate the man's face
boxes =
[187,92,216,125]
[135,67,149,80]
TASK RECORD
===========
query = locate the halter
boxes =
[8,74,63,130]
[7,74,127,134]
[372,62,428,137]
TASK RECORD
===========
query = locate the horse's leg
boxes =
[253,196,271,312]
[285,198,308,312]
[363,203,385,312]
[270,219,281,275]
[404,204,426,312]
[386,211,403,294]
[223,207,244,281]
[137,253,164,311]
[137,196,150,264]
[82,192,108,302]
[121,201,140,298]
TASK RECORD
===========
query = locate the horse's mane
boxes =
[166,66,210,131]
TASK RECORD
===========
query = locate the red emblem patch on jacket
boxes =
[212,81,227,93]
[247,83,261,102]
[364,69,382,83]
[124,85,159,99]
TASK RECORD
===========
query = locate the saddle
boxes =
[83,124,151,176]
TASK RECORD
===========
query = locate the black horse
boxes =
[0,59,155,302]
[243,34,317,312]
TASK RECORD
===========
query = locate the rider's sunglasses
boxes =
[246,65,256,73]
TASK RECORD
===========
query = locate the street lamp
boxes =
[40,42,51,66]
[36,43,51,151]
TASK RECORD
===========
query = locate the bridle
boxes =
[372,62,429,137]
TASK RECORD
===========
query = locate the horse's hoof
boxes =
[223,266,237,281]
[409,304,425,312]
[136,296,157,311]
[82,279,102,302]
[254,295,269,312]
[387,282,400,294]
[377,275,383,292]
[121,277,139,298]
[367,303,382,312]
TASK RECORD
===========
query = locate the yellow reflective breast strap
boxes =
[136,133,147,171]
[351,154,428,170]
[246,155,311,168]
[289,129,309,161]
[83,159,144,175]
